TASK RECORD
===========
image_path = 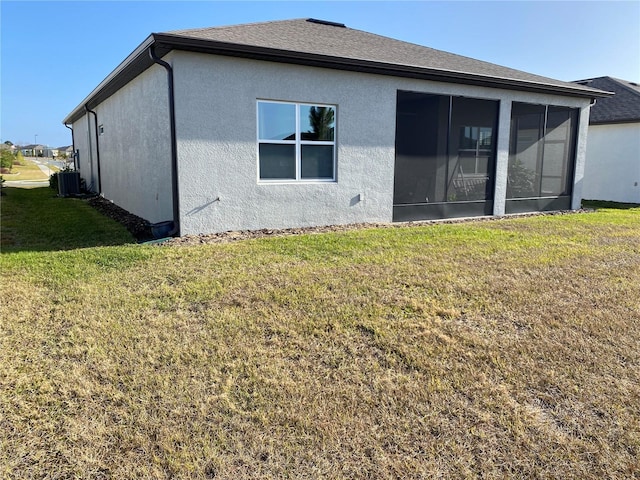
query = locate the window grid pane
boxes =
[258,101,335,182]
[258,102,296,141]
[259,144,296,179]
[300,105,336,141]
[301,145,334,179]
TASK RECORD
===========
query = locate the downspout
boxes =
[64,123,76,170]
[149,44,180,237]
[84,105,102,194]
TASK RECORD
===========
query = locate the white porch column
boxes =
[571,104,592,210]
[493,99,512,216]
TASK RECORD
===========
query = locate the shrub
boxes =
[49,171,59,191]
[15,151,26,165]
[1,150,14,171]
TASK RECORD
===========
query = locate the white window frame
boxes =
[257,100,337,183]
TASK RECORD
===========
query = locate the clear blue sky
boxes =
[2,1,639,148]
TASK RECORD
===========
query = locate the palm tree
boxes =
[307,107,334,141]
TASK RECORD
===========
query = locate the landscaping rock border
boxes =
[83,194,593,246]
[156,208,593,247]
[86,196,153,241]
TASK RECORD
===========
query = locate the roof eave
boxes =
[63,34,156,124]
[153,33,612,99]
[590,118,640,126]
[63,32,611,124]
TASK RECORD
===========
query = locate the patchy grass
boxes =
[1,196,639,478]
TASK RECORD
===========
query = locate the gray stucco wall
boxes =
[582,122,640,203]
[72,113,97,193]
[80,64,173,224]
[172,53,395,235]
[171,51,591,235]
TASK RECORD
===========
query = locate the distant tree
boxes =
[15,151,26,165]
[3,140,13,146]
[1,149,14,172]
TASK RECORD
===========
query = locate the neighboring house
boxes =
[55,146,74,158]
[63,18,610,236]
[574,76,640,204]
[20,144,46,157]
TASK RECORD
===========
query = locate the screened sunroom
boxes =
[393,91,580,221]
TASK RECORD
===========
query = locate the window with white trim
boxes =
[257,100,336,181]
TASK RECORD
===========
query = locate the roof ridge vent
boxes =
[306,18,346,28]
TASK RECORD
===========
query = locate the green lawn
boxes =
[2,159,59,181]
[1,187,639,479]
[0,186,134,252]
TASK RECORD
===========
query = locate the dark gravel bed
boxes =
[83,194,592,246]
[157,208,593,247]
[86,196,153,241]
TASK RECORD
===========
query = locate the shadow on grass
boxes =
[0,187,136,253]
[583,200,640,210]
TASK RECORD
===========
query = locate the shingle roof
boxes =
[573,76,640,124]
[166,18,601,95]
[63,18,611,125]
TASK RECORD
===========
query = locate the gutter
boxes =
[149,45,180,237]
[84,105,102,194]
[64,123,76,170]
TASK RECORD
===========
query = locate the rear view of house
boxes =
[575,76,640,204]
[63,19,610,236]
